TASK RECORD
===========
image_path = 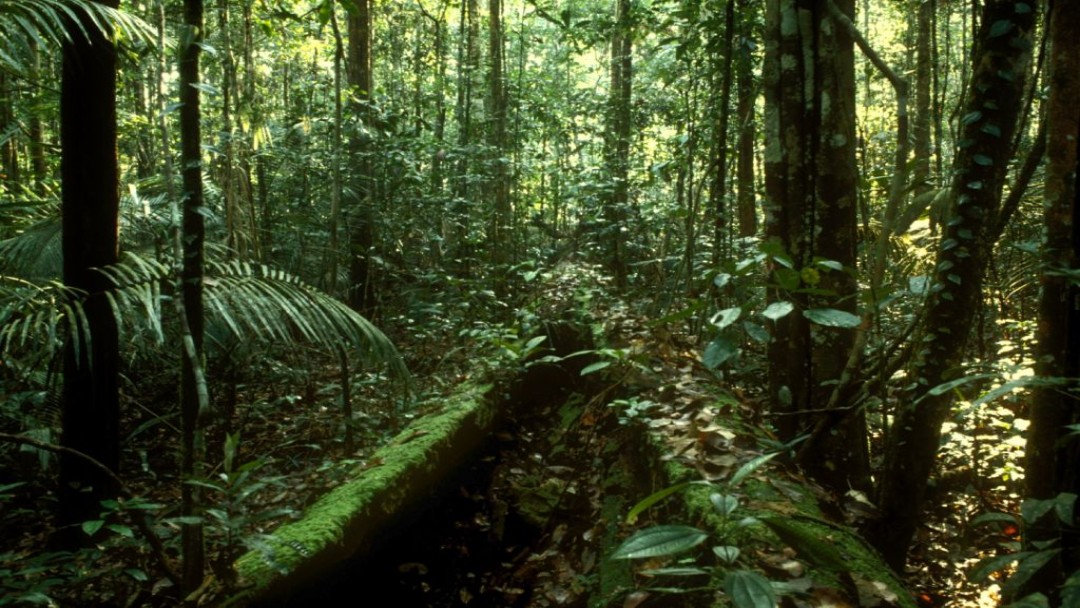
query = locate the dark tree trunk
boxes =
[869,0,1038,571]
[1021,0,1080,601]
[179,0,208,594]
[734,0,757,239]
[604,0,632,288]
[487,0,511,283]
[709,0,736,266]
[347,0,376,315]
[56,0,121,550]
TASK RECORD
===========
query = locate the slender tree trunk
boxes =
[487,0,510,285]
[734,0,756,239]
[347,0,376,315]
[179,0,208,594]
[327,7,345,292]
[869,0,1037,570]
[56,0,121,550]
[912,0,933,200]
[1021,0,1080,601]
[604,0,632,288]
[28,40,48,194]
[710,0,736,267]
[0,71,18,193]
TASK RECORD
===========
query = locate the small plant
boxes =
[969,492,1080,606]
[610,451,785,608]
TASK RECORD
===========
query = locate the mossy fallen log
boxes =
[227,381,499,605]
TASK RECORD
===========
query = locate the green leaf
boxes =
[730,452,780,487]
[743,321,770,343]
[802,308,861,328]
[761,301,794,321]
[703,336,739,369]
[969,512,1017,527]
[107,524,134,538]
[1055,493,1078,525]
[1014,3,1031,14]
[1002,549,1062,596]
[773,267,801,291]
[82,520,105,536]
[981,124,1002,138]
[974,154,994,166]
[625,482,700,524]
[1007,594,1049,608]
[610,525,709,560]
[1061,570,1080,606]
[925,373,995,397]
[640,567,709,577]
[710,493,739,516]
[1021,497,1056,524]
[580,360,611,376]
[714,273,732,289]
[125,568,149,582]
[970,552,1032,582]
[713,545,740,564]
[961,111,982,126]
[711,307,742,330]
[723,570,777,608]
[990,19,1015,38]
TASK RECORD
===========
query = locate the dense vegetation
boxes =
[0,0,1077,605]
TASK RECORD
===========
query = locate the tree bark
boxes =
[604,0,632,289]
[762,0,865,493]
[1021,0,1080,601]
[734,0,757,239]
[56,0,121,550]
[179,0,208,594]
[347,0,376,315]
[869,0,1038,571]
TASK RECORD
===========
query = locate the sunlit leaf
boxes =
[580,360,611,376]
[713,545,740,564]
[711,307,741,330]
[969,552,1032,582]
[761,301,794,321]
[625,481,702,524]
[710,493,739,516]
[1002,549,1061,596]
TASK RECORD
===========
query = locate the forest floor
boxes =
[0,266,1019,607]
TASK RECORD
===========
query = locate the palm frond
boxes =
[0,0,156,74]
[0,275,82,366]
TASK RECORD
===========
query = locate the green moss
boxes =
[230,382,495,601]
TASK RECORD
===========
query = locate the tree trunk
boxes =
[487,0,511,286]
[709,0,736,267]
[869,0,1038,571]
[1021,0,1080,601]
[734,0,756,239]
[604,0,632,289]
[762,0,865,493]
[179,0,208,594]
[56,0,121,550]
[347,0,376,315]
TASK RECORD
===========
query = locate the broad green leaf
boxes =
[713,545,740,564]
[580,360,611,376]
[989,19,1014,38]
[1055,493,1078,525]
[969,552,1032,582]
[82,519,105,536]
[610,525,709,560]
[761,301,794,321]
[1021,497,1056,525]
[703,336,739,369]
[925,373,995,397]
[710,493,739,516]
[524,335,547,352]
[802,308,860,328]
[107,524,134,538]
[743,321,770,343]
[723,570,776,608]
[714,273,732,289]
[730,452,780,487]
[711,307,742,330]
[974,154,994,166]
[1061,570,1080,606]
[1006,593,1049,608]
[1002,549,1061,596]
[125,568,149,582]
[961,111,982,125]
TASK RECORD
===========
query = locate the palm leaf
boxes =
[0,0,156,74]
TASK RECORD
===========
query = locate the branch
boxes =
[0,432,181,587]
